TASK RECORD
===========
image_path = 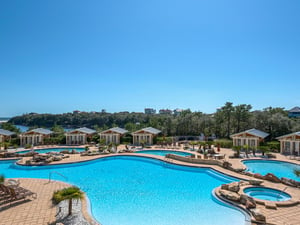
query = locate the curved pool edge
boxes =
[11,153,248,182]
[241,158,300,167]
[239,185,300,207]
[212,187,252,225]
[4,155,252,225]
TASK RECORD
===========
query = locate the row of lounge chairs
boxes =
[0,183,37,205]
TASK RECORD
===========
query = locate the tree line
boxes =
[8,102,300,140]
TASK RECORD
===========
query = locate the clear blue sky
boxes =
[1,0,299,117]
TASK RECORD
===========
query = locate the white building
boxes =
[99,127,128,144]
[230,128,269,148]
[65,127,96,145]
[0,129,15,143]
[132,127,161,145]
[277,131,300,155]
[20,128,53,146]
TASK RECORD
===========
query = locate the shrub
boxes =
[214,139,233,148]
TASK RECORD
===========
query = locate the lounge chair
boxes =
[0,184,37,203]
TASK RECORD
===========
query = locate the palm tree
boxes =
[190,141,197,151]
[232,146,241,158]
[52,186,84,216]
[294,169,300,177]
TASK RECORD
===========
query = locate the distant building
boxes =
[99,127,128,144]
[159,109,172,114]
[230,128,269,148]
[144,108,156,114]
[20,128,53,146]
[132,127,161,145]
[65,127,96,145]
[0,129,15,143]
[173,108,183,115]
[288,107,300,118]
[277,131,300,155]
[73,110,81,114]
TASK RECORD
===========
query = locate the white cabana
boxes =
[20,128,53,146]
[99,127,128,144]
[230,128,269,148]
[132,127,161,145]
[65,127,96,145]
[277,131,300,155]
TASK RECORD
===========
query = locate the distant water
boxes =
[15,125,29,132]
[14,125,73,132]
[0,117,10,123]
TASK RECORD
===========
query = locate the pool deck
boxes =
[1,145,300,225]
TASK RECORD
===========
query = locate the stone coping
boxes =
[239,185,300,207]
[241,158,300,167]
[214,187,254,224]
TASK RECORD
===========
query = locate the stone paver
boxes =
[0,179,70,225]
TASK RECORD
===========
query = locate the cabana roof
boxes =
[276,131,300,140]
[69,127,96,134]
[289,107,300,113]
[100,127,128,135]
[132,127,161,135]
[230,128,269,139]
[22,128,53,135]
[0,128,15,136]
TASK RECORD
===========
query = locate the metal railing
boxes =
[276,187,288,201]
[48,171,68,182]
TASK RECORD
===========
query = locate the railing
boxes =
[48,171,68,182]
[276,187,288,201]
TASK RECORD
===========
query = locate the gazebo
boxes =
[276,131,300,155]
[132,127,161,145]
[99,127,128,144]
[20,128,53,146]
[230,128,269,148]
[65,127,96,145]
[0,129,15,143]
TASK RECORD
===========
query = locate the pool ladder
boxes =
[276,187,288,201]
[48,171,68,183]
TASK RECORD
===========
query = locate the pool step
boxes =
[265,202,277,209]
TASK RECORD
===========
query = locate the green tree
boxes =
[0,123,20,133]
[233,104,252,133]
[52,186,84,216]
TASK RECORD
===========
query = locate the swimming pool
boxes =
[135,150,193,157]
[1,156,248,225]
[244,187,291,201]
[243,160,300,181]
[17,147,85,154]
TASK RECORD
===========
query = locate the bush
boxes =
[24,144,32,149]
[266,141,280,152]
[214,139,233,148]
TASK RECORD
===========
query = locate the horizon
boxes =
[1,1,299,117]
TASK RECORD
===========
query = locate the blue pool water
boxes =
[243,160,300,181]
[136,150,192,157]
[0,156,248,225]
[17,148,85,154]
[244,187,291,201]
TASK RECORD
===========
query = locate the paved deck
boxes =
[1,146,300,225]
